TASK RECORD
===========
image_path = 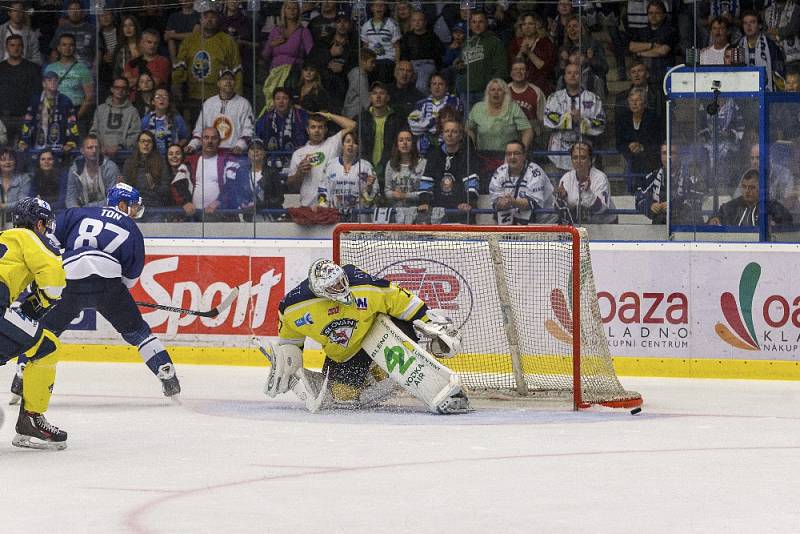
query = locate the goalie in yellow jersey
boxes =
[258,259,472,414]
[0,197,68,449]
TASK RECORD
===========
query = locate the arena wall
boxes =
[58,238,800,380]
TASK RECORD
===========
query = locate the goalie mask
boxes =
[308,259,352,305]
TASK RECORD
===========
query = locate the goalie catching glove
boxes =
[413,310,462,359]
[263,342,303,397]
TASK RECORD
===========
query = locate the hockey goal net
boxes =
[332,224,642,410]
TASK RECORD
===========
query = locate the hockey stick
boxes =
[135,287,239,318]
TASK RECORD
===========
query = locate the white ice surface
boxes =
[0,362,799,534]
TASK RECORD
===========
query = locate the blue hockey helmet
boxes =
[107,183,144,218]
[12,197,55,233]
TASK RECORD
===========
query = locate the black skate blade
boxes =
[12,434,68,451]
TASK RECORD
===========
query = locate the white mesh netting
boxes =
[335,226,641,407]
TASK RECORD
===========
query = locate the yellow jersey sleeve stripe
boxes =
[398,296,425,321]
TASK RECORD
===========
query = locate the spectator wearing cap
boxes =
[353,81,409,180]
[186,67,254,156]
[173,0,243,124]
[0,34,42,140]
[90,76,142,159]
[221,0,255,95]
[441,20,466,81]
[124,28,172,89]
[307,13,359,111]
[18,70,80,153]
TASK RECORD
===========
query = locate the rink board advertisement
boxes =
[61,239,800,369]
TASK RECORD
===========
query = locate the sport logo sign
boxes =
[132,255,284,336]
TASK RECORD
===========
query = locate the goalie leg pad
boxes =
[263,343,303,397]
[362,314,472,414]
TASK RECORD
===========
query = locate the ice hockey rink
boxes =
[0,362,798,533]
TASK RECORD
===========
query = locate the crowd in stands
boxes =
[0,0,799,230]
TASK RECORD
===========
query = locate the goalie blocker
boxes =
[259,314,471,414]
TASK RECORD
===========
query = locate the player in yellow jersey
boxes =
[0,197,67,449]
[262,259,471,413]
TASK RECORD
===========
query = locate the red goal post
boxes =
[332,224,642,410]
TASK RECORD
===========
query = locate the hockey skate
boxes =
[435,390,473,415]
[157,363,181,398]
[12,402,68,450]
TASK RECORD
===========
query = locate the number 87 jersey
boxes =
[54,206,146,288]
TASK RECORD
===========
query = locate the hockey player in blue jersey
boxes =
[10,183,181,403]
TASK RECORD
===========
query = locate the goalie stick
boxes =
[136,288,239,318]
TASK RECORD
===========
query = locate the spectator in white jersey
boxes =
[384,129,427,224]
[543,63,606,171]
[489,140,557,225]
[186,68,254,155]
[360,0,402,84]
[318,130,378,220]
[288,111,357,207]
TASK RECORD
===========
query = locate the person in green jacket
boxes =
[456,11,508,111]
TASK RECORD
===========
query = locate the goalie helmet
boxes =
[308,259,352,305]
[107,183,144,219]
[12,197,55,233]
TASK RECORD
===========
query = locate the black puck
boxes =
[630,407,642,415]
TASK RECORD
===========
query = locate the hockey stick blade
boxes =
[136,287,239,318]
